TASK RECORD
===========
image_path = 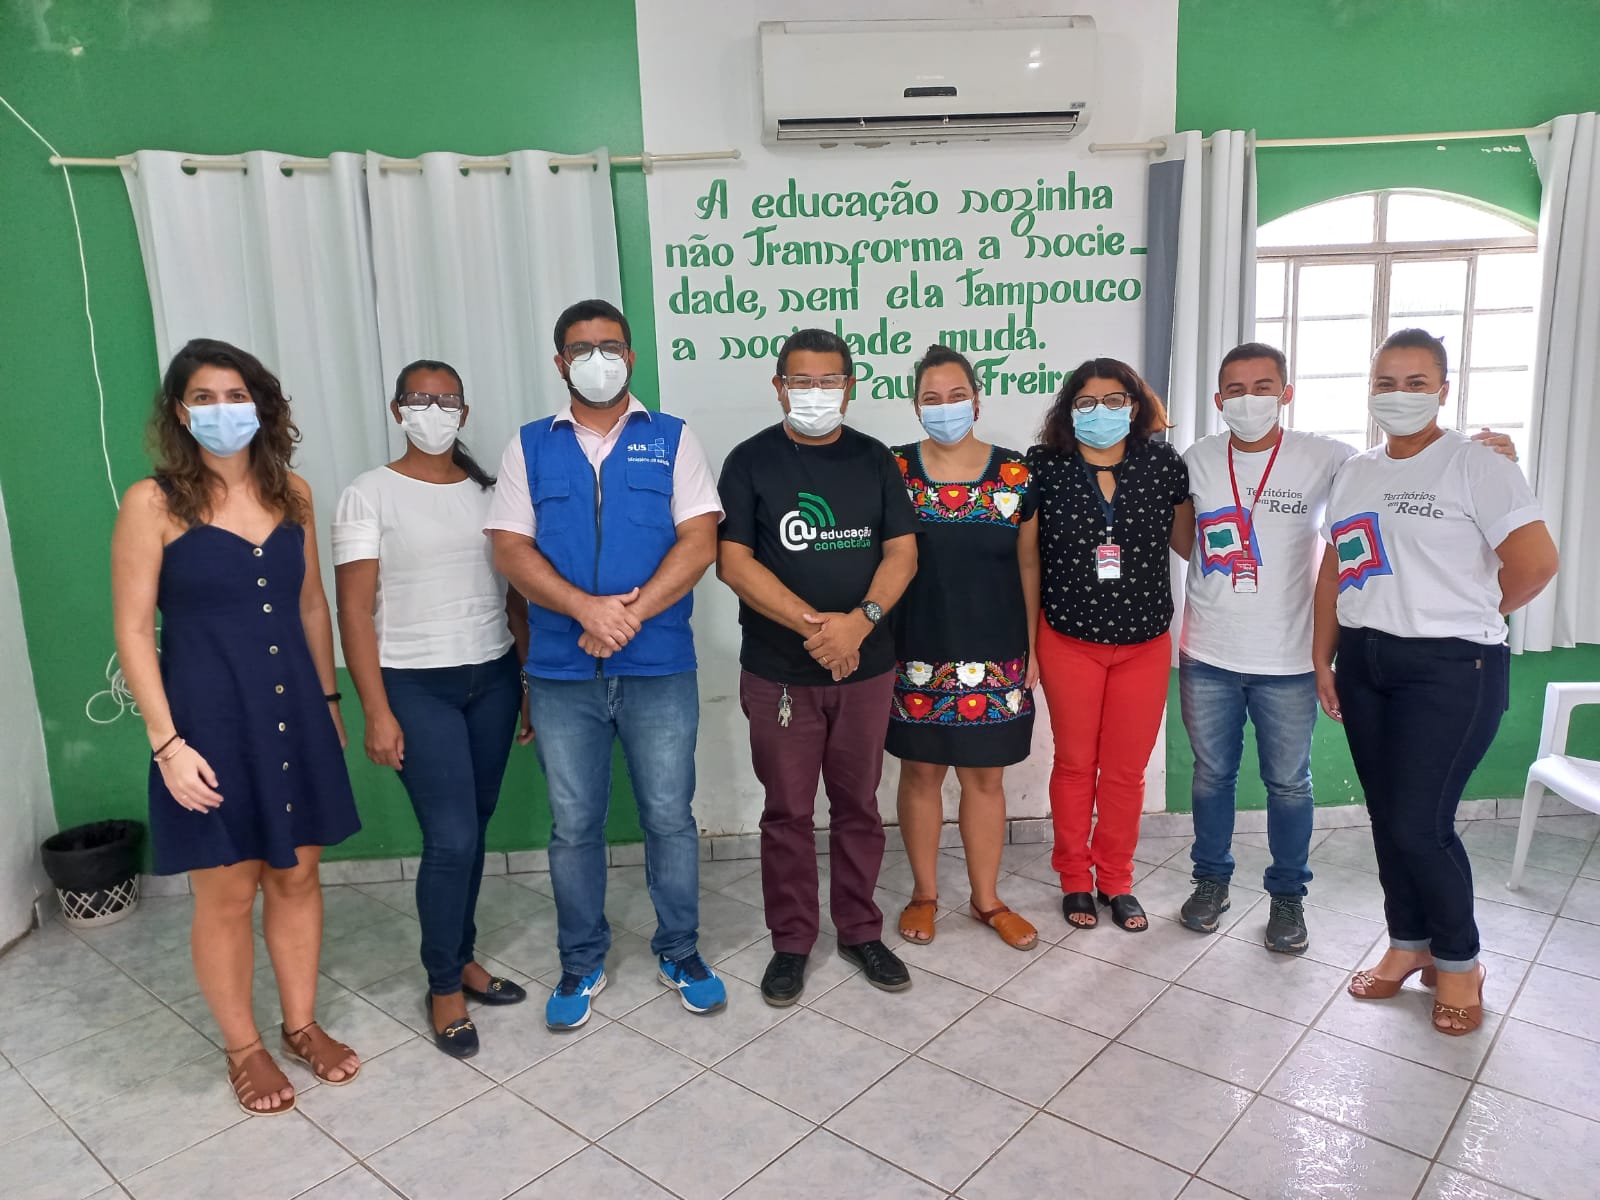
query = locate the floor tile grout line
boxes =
[1186,948,1370,1194]
[286,1161,406,1200]
[2,1056,124,1196]
[16,840,1594,1200]
[944,1008,1161,1191]
[611,1065,813,1200]
[289,1035,501,1162]
[1417,857,1595,1199]
[365,1108,592,1200]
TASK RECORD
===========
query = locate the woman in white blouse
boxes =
[334,359,532,1059]
[1313,328,1557,1037]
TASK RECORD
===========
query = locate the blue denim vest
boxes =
[520,409,695,680]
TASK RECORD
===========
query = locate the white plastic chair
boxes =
[1509,682,1600,890]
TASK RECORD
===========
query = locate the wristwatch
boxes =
[858,601,883,626]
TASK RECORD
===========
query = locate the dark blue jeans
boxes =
[382,651,521,994]
[1179,654,1318,897]
[1335,627,1510,971]
[526,670,701,975]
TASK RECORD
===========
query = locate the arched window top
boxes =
[1254,189,1539,452]
[1259,190,1535,252]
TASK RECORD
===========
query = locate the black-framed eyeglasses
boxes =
[562,340,630,364]
[397,392,466,412]
[1072,391,1134,413]
[782,374,852,390]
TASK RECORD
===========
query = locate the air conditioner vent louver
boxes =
[776,111,1084,141]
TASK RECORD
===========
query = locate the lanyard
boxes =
[1226,433,1284,560]
[1077,454,1116,540]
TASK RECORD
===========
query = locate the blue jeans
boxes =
[526,670,701,974]
[1179,654,1317,898]
[1335,628,1508,971]
[383,651,521,995]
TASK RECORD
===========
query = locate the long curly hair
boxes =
[1038,356,1172,456]
[149,338,306,527]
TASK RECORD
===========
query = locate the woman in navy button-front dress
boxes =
[112,339,362,1116]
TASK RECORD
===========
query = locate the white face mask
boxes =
[1220,392,1283,443]
[567,354,630,408]
[399,405,462,455]
[1370,389,1442,437]
[785,387,846,438]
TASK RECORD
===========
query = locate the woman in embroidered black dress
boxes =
[888,345,1041,952]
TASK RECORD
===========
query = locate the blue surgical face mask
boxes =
[184,400,261,456]
[1072,404,1132,450]
[919,398,975,445]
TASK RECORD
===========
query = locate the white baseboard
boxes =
[133,797,1520,893]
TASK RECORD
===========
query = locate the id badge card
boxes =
[1096,543,1122,581]
[1232,558,1259,593]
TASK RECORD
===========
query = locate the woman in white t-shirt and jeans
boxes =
[333,360,532,1060]
[1313,329,1558,1037]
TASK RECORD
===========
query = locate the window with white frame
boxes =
[1255,190,1539,451]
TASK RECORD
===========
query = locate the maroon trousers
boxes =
[740,669,895,954]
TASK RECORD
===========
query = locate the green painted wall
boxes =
[0,0,655,860]
[1176,0,1600,223]
[1165,646,1600,813]
[1168,0,1600,811]
[7,2,1600,857]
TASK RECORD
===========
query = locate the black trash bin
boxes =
[40,820,145,928]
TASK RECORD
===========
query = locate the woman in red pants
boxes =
[1027,359,1190,932]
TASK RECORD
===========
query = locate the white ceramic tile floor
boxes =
[3,812,1598,1198]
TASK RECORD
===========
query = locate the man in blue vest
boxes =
[488,299,726,1030]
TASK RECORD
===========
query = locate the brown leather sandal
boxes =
[1347,963,1436,1000]
[226,1037,296,1116]
[898,897,938,943]
[971,902,1038,951]
[1432,965,1487,1036]
[281,1021,361,1086]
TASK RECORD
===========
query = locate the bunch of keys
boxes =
[778,686,793,728]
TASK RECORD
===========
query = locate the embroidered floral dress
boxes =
[886,443,1038,767]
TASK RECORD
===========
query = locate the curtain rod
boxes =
[1089,125,1548,153]
[46,149,741,173]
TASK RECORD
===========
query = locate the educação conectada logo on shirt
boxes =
[780,492,874,552]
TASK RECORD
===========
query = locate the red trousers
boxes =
[1037,624,1170,895]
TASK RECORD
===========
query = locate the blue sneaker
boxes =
[545,967,606,1031]
[658,952,727,1014]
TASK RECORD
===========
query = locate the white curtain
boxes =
[1147,129,1257,453]
[1513,113,1600,653]
[122,147,623,654]
[122,150,390,614]
[365,149,623,473]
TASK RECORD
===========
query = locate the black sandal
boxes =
[1062,892,1099,929]
[1097,891,1148,933]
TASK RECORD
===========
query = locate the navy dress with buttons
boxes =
[149,521,360,874]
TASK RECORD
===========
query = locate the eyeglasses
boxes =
[562,340,630,364]
[1071,391,1134,413]
[783,374,852,390]
[398,392,465,412]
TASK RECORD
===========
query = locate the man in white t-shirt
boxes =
[1172,344,1517,956]
[1172,344,1351,954]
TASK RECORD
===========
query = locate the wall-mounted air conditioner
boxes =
[759,16,1097,147]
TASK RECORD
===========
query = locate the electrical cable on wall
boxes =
[1,93,135,726]
[0,91,118,510]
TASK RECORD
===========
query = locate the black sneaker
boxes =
[761,951,808,1007]
[1179,878,1231,933]
[838,939,912,992]
[1265,896,1309,955]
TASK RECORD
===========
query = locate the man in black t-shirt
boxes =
[717,328,920,1006]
